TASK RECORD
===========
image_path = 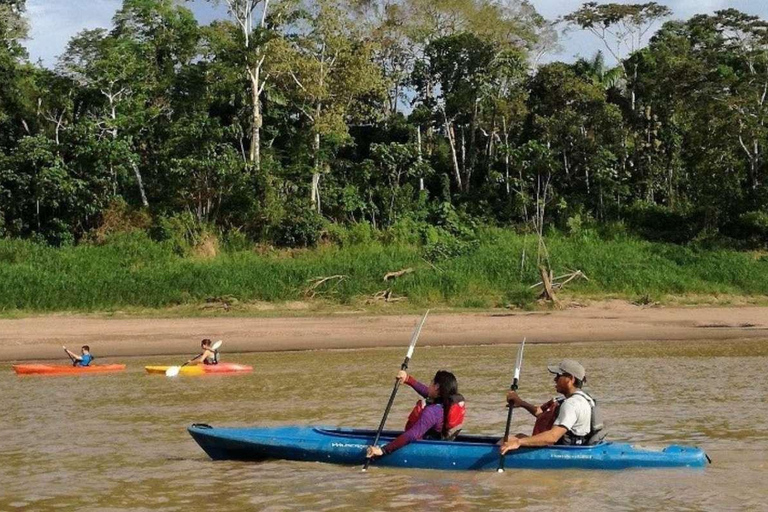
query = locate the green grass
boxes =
[2,228,768,314]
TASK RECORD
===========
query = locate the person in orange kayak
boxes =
[366,370,465,458]
[186,338,219,365]
[63,345,93,367]
[500,359,604,454]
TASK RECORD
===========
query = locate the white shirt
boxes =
[554,392,592,436]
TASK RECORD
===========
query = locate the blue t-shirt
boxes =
[77,354,93,366]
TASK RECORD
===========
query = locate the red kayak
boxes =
[13,364,127,375]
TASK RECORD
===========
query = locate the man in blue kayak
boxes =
[500,359,603,454]
[63,345,93,367]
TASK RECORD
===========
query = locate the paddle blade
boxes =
[165,366,181,377]
[406,310,429,359]
[513,338,526,382]
[212,340,223,351]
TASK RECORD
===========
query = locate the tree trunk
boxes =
[738,134,760,191]
[460,125,466,190]
[486,107,497,176]
[131,161,150,208]
[442,106,462,191]
[629,62,638,112]
[466,101,478,190]
[106,89,148,207]
[311,111,321,212]
[249,68,262,171]
[417,126,424,191]
[311,170,321,213]
[502,116,510,196]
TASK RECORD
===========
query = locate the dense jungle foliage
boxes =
[2,0,768,251]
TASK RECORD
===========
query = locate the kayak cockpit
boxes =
[315,427,606,449]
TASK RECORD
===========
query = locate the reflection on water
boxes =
[2,339,767,511]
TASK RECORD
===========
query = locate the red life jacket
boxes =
[405,394,466,440]
[532,398,562,435]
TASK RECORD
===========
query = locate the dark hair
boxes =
[432,370,458,438]
[82,345,90,352]
[561,372,584,389]
[201,339,212,347]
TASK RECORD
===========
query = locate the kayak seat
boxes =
[424,429,462,441]
[445,429,462,441]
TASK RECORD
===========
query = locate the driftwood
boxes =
[201,295,239,311]
[373,263,439,303]
[369,289,407,303]
[538,266,560,306]
[529,269,589,292]
[304,275,346,298]
[383,267,415,281]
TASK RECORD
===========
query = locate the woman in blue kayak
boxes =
[366,370,465,458]
[63,345,93,366]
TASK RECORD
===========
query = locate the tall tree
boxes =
[211,0,289,171]
[0,0,30,147]
[58,29,150,206]
[564,2,671,111]
[274,0,385,212]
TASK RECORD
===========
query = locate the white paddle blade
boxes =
[406,310,429,359]
[513,338,526,381]
[212,340,223,350]
[165,366,181,377]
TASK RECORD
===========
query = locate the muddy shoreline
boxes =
[2,302,767,362]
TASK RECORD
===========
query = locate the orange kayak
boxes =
[13,364,127,375]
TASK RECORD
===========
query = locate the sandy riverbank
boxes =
[1,301,767,361]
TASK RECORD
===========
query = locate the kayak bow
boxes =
[188,424,709,471]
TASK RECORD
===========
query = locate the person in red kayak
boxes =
[500,359,604,454]
[185,339,219,366]
[366,370,465,459]
[63,345,93,367]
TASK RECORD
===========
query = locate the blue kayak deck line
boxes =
[188,424,709,471]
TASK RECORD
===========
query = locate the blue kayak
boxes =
[188,424,709,471]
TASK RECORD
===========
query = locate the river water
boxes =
[2,339,767,511]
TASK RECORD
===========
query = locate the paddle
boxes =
[166,340,222,377]
[497,337,526,473]
[362,310,430,472]
[63,345,76,365]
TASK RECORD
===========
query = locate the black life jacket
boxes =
[203,349,219,365]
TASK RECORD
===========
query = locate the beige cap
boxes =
[548,360,586,381]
